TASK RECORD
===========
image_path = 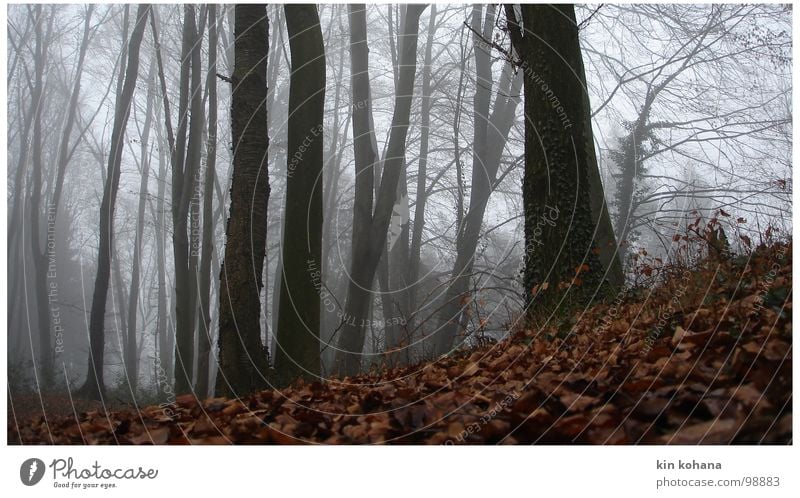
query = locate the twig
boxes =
[578,4,605,31]
[462,21,515,64]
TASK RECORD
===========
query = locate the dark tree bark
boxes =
[580,54,626,289]
[215,4,271,398]
[111,247,128,365]
[334,4,427,377]
[274,4,326,386]
[78,4,150,401]
[505,4,619,311]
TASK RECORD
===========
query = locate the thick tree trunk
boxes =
[274,4,326,386]
[505,4,615,311]
[111,247,128,360]
[334,4,426,377]
[581,49,625,288]
[215,4,271,398]
[79,4,149,401]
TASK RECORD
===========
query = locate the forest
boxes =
[6,3,793,444]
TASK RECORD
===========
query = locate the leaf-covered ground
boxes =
[9,243,792,444]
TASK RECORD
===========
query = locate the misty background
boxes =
[6,4,791,400]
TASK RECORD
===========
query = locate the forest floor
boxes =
[9,242,792,444]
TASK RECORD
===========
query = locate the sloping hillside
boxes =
[9,243,791,444]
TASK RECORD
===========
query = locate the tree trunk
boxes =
[7,73,34,341]
[215,4,271,398]
[196,4,218,400]
[79,4,149,401]
[124,57,156,394]
[50,5,94,219]
[172,5,206,394]
[333,4,377,378]
[434,8,523,355]
[153,122,171,393]
[28,5,55,387]
[274,4,326,386]
[505,4,616,311]
[320,7,349,370]
[407,5,437,339]
[612,88,659,259]
[149,6,176,392]
[334,4,426,377]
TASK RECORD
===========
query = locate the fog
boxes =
[6,4,791,401]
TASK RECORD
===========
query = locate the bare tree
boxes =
[196,4,218,399]
[334,4,427,377]
[78,4,150,401]
[27,5,56,386]
[433,6,524,355]
[124,57,157,393]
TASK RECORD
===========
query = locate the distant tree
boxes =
[434,5,524,355]
[403,4,438,361]
[124,57,157,393]
[172,5,207,394]
[334,4,427,377]
[319,6,353,371]
[149,6,176,392]
[196,3,218,399]
[584,5,792,252]
[27,5,58,387]
[78,4,150,401]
